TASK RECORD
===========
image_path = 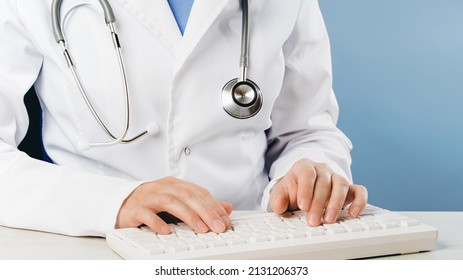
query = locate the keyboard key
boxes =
[269,232,287,241]
[344,225,365,233]
[305,228,326,237]
[287,231,305,239]
[361,222,382,231]
[227,238,246,246]
[248,235,269,243]
[143,245,165,255]
[207,240,228,248]
[380,221,401,229]
[189,242,208,250]
[326,227,347,235]
[292,211,307,218]
[167,244,189,253]
[401,219,420,227]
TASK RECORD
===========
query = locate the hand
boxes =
[116,177,233,234]
[269,159,367,226]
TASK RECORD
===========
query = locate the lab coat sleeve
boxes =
[261,0,353,210]
[0,0,142,236]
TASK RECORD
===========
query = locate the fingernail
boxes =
[160,225,171,235]
[196,220,209,233]
[324,209,336,223]
[213,218,226,232]
[308,213,320,226]
[221,216,232,228]
[350,206,361,217]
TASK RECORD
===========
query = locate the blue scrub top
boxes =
[167,0,195,35]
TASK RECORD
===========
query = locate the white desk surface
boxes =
[0,211,461,260]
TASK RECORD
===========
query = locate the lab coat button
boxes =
[183,147,191,156]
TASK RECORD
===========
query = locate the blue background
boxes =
[319,0,463,210]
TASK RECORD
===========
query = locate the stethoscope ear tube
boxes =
[51,0,116,43]
[51,0,152,150]
[97,0,116,23]
[51,0,65,42]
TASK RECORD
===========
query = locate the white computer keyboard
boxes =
[106,205,438,259]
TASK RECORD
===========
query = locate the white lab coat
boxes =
[0,0,352,236]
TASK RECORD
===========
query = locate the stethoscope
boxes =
[51,0,262,151]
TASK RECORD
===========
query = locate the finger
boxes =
[180,185,232,233]
[307,163,332,226]
[323,174,349,223]
[346,184,368,217]
[218,202,233,228]
[150,192,212,234]
[145,178,229,233]
[269,182,289,214]
[220,201,233,215]
[284,169,301,211]
[134,206,171,235]
[295,162,317,212]
[173,186,229,233]
[197,192,233,229]
[344,184,368,207]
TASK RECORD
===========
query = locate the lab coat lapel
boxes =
[173,0,232,73]
[114,0,181,54]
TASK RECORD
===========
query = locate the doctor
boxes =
[0,0,367,237]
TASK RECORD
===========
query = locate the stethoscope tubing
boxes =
[239,0,249,82]
[51,0,261,149]
[52,0,148,150]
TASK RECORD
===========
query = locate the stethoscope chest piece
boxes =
[222,78,263,119]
